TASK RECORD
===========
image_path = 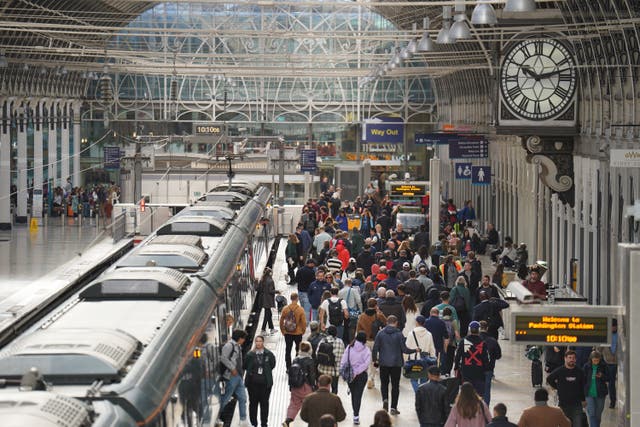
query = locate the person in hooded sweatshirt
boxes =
[336,241,351,272]
[421,287,443,318]
[356,298,387,390]
[405,315,437,392]
[372,315,420,415]
[340,331,372,425]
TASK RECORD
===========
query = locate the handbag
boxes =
[402,331,437,379]
[339,347,355,384]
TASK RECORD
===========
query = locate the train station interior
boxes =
[0,1,639,426]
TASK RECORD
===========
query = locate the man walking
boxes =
[280,293,307,371]
[454,320,490,396]
[517,388,571,427]
[316,325,345,394]
[479,320,502,405]
[546,350,587,426]
[295,258,317,318]
[219,329,249,425]
[372,315,420,415]
[415,365,449,427]
[300,375,347,427]
[244,335,276,427]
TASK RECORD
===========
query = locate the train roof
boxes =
[208,181,259,196]
[179,205,236,221]
[81,267,191,300]
[156,216,229,237]
[118,244,207,271]
[198,191,250,207]
[0,391,92,427]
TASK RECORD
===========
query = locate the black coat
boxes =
[583,360,608,398]
[258,275,276,309]
[472,298,510,332]
[356,250,375,277]
[479,332,502,371]
[415,380,449,425]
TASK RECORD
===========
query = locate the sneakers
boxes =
[354,415,360,425]
[367,379,374,389]
[382,399,388,412]
[270,328,277,335]
[390,408,400,415]
[282,418,292,427]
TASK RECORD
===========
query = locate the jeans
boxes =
[411,377,427,392]
[298,292,311,319]
[311,307,319,321]
[483,370,493,405]
[379,366,402,409]
[220,375,247,420]
[468,378,485,398]
[560,404,585,427]
[284,334,302,370]
[348,372,368,417]
[247,384,271,427]
[586,396,605,427]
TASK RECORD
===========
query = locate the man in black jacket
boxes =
[378,290,406,330]
[415,366,448,427]
[479,321,502,405]
[356,243,375,277]
[546,350,587,426]
[472,291,510,340]
[295,258,317,319]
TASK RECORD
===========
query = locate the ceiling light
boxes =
[400,47,412,60]
[450,14,471,40]
[504,0,536,12]
[471,1,498,25]
[407,39,418,55]
[437,21,454,44]
[417,18,435,52]
[0,54,8,69]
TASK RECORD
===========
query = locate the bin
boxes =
[347,215,361,231]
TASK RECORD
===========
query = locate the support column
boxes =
[429,157,441,246]
[0,99,10,230]
[33,101,44,214]
[48,101,58,187]
[16,103,28,223]
[60,102,70,185]
[72,102,81,187]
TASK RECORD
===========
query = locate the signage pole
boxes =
[429,157,441,246]
[278,138,285,206]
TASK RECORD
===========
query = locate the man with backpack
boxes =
[218,329,249,425]
[280,293,307,371]
[316,325,345,394]
[338,278,362,343]
[319,287,349,339]
[449,276,472,337]
[283,341,317,427]
[454,320,490,396]
[472,291,510,340]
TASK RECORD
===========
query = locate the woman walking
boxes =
[244,335,276,427]
[258,268,277,334]
[444,382,491,427]
[283,341,316,427]
[583,350,609,427]
[340,332,371,425]
[285,233,302,284]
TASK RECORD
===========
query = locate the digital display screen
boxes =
[195,125,222,135]
[514,315,609,345]
[390,184,427,197]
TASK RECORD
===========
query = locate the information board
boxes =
[32,189,43,218]
[449,138,489,159]
[300,149,317,172]
[194,124,222,135]
[514,314,609,345]
[389,183,427,197]
[362,121,404,144]
[471,166,491,185]
[104,146,121,170]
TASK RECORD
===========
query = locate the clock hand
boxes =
[521,66,539,79]
[537,68,571,79]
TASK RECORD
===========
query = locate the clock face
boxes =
[500,38,577,121]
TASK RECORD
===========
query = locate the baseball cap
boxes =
[349,257,356,263]
[402,262,410,269]
[469,321,481,330]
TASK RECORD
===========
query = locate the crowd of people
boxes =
[215,179,617,427]
[49,177,120,221]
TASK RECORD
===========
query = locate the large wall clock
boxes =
[498,37,578,132]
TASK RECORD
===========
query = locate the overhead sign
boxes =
[300,149,317,172]
[449,138,489,159]
[362,120,404,144]
[389,183,427,197]
[455,163,472,180]
[195,124,222,135]
[104,146,121,170]
[514,314,609,345]
[471,166,491,185]
[610,149,640,168]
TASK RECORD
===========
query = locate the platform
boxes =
[224,239,619,427]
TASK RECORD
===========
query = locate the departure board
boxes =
[389,183,427,197]
[514,315,609,345]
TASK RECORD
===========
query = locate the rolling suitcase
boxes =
[531,359,543,387]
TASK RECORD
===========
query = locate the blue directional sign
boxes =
[300,149,317,172]
[471,166,491,185]
[449,138,489,159]
[455,163,473,180]
[415,133,458,145]
[104,146,121,170]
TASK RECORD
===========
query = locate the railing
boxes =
[112,211,127,243]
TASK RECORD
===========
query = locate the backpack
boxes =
[327,299,343,326]
[288,362,307,388]
[463,339,485,368]
[316,338,336,366]
[370,316,384,339]
[452,291,467,313]
[283,307,297,333]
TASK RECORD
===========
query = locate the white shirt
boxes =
[338,286,363,313]
[412,253,433,270]
[319,296,348,329]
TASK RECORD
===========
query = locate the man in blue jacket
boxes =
[372,315,419,416]
[308,269,330,321]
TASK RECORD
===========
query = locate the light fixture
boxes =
[400,46,412,60]
[0,54,7,69]
[437,21,454,44]
[504,0,536,12]
[450,14,471,40]
[393,47,403,66]
[471,0,498,25]
[437,6,455,44]
[417,18,435,52]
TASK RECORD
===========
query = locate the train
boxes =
[0,182,275,427]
